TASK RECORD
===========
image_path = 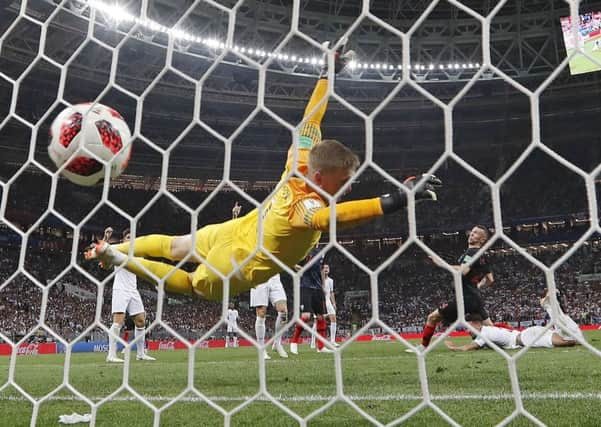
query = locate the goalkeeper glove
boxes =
[380,174,442,214]
[319,38,356,78]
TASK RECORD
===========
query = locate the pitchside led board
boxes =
[561,11,601,75]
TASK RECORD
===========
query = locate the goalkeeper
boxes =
[86,41,442,301]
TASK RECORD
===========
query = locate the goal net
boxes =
[0,0,600,426]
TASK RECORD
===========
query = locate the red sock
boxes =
[292,314,310,343]
[421,324,436,347]
[316,317,327,350]
[494,322,512,330]
[292,324,303,343]
[122,331,129,342]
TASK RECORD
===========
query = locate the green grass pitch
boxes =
[0,331,600,426]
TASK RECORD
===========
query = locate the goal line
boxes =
[1,392,600,403]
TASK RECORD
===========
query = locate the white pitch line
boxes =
[0,392,599,403]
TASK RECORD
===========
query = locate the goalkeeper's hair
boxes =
[309,139,360,173]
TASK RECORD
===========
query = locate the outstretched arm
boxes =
[445,340,481,352]
[429,257,482,277]
[478,272,494,289]
[282,79,329,180]
[290,175,442,231]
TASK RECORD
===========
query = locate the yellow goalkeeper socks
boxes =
[123,258,193,295]
[113,234,175,260]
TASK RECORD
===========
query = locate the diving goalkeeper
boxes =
[85,42,442,300]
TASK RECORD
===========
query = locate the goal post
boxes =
[0,0,599,426]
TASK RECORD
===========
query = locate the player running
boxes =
[445,291,583,351]
[251,274,289,359]
[105,227,155,363]
[85,41,442,301]
[409,225,494,352]
[225,303,239,348]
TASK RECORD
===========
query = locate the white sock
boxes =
[108,323,121,357]
[225,337,229,348]
[310,322,316,348]
[134,327,145,357]
[558,313,584,341]
[255,316,266,346]
[544,305,584,341]
[274,312,286,347]
[106,244,127,265]
[234,336,238,347]
[330,322,337,343]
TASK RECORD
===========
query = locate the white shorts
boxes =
[326,299,336,315]
[227,325,238,333]
[519,326,554,348]
[250,275,287,307]
[111,289,145,316]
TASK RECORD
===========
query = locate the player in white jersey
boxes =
[310,263,338,348]
[323,264,338,346]
[445,291,581,352]
[250,274,288,359]
[105,228,155,363]
[226,303,239,348]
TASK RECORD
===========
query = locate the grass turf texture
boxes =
[0,331,599,426]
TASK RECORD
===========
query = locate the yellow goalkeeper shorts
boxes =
[191,220,250,300]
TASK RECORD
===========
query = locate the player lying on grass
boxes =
[85,41,442,301]
[445,291,583,351]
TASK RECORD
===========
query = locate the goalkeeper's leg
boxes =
[112,234,192,261]
[86,241,194,295]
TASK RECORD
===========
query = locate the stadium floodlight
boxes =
[83,0,481,80]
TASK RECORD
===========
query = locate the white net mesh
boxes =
[0,0,600,425]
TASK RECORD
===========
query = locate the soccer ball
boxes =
[48,103,132,186]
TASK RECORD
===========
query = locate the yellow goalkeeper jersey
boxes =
[232,144,325,285]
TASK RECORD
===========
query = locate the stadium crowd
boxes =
[1,233,599,343]
[2,165,594,244]
[0,166,598,342]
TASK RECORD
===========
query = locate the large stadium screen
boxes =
[561,11,601,75]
